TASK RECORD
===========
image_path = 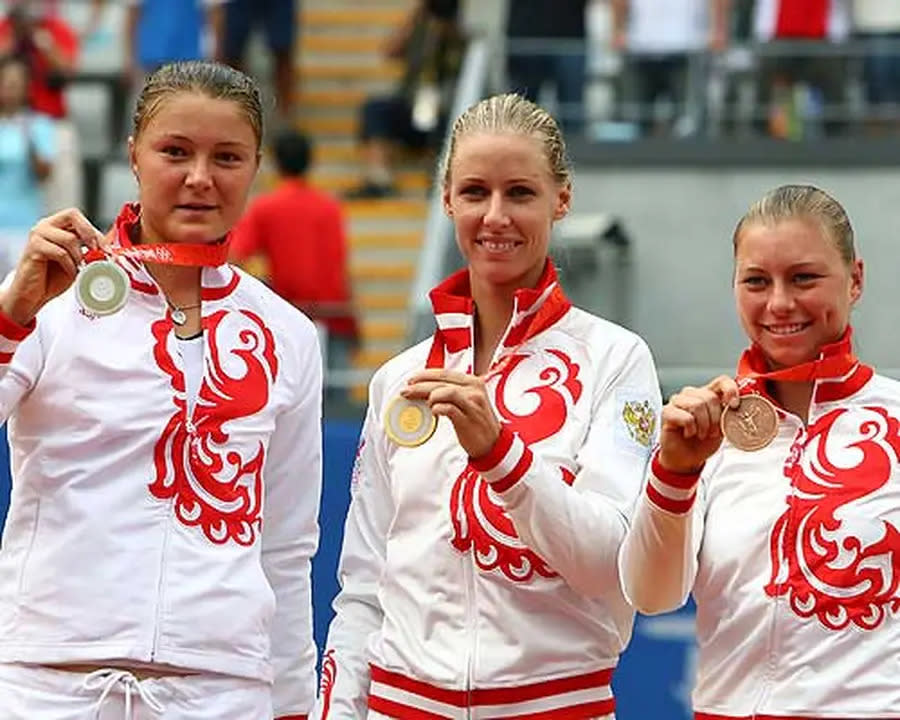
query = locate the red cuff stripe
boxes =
[469,425,514,472]
[491,445,533,493]
[369,695,451,720]
[276,716,308,720]
[0,310,34,341]
[651,451,702,490]
[646,483,696,515]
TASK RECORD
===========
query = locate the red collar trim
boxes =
[425,261,571,370]
[736,327,873,403]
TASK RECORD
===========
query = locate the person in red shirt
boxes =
[231,130,359,398]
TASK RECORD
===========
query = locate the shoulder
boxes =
[559,306,654,361]
[231,266,318,346]
[367,336,433,409]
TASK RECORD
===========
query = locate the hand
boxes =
[402,369,501,458]
[1,208,106,325]
[658,375,740,474]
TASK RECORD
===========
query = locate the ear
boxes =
[442,185,452,217]
[849,258,864,305]
[127,136,138,180]
[553,181,571,222]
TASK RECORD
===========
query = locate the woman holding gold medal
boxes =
[315,93,661,720]
[0,62,320,719]
[620,184,900,718]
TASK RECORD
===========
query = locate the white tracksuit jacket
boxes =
[620,332,900,719]
[314,262,662,720]
[0,203,322,719]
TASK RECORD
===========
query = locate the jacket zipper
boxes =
[463,554,477,720]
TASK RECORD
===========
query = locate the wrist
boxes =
[656,448,704,477]
[0,293,38,327]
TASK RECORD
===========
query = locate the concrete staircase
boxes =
[297,0,432,400]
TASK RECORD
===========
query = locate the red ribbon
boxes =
[735,328,858,388]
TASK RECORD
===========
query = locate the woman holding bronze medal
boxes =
[315,93,661,720]
[620,184,900,718]
[0,61,320,719]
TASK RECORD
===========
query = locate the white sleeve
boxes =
[0,311,42,422]
[475,337,662,600]
[617,453,706,615]
[261,327,323,719]
[312,404,393,720]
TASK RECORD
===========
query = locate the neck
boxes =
[135,218,202,306]
[768,380,814,423]
[471,277,516,375]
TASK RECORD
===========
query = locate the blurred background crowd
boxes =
[2,2,900,717]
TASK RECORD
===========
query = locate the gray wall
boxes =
[564,169,900,391]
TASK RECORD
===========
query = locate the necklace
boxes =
[167,300,202,326]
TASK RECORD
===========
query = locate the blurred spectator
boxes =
[0,0,79,210]
[753,0,851,138]
[506,0,588,135]
[124,0,225,84]
[222,0,297,122]
[0,55,54,276]
[345,0,462,199]
[853,0,900,133]
[612,0,729,137]
[230,130,358,396]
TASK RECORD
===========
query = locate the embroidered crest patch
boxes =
[621,399,656,448]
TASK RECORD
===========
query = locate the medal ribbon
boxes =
[735,328,858,393]
[83,241,229,268]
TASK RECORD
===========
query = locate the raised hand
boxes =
[402,368,501,459]
[658,375,741,474]
[1,208,106,325]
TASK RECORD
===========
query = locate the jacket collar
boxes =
[425,260,571,371]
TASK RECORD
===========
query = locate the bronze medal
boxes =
[720,394,779,451]
[384,396,436,447]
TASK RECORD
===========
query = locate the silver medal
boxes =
[76,260,129,316]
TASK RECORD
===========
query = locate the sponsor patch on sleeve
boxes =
[616,392,657,453]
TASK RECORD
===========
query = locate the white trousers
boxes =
[0,663,274,720]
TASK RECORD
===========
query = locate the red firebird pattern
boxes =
[149,309,278,546]
[450,349,582,582]
[766,406,900,629]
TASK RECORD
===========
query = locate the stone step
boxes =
[302,35,384,54]
[344,198,428,220]
[351,230,423,250]
[351,261,415,283]
[357,292,410,311]
[312,170,429,194]
[299,63,404,82]
[298,88,368,109]
[302,7,408,28]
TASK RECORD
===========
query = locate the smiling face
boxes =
[442,131,570,295]
[734,217,863,369]
[128,91,259,245]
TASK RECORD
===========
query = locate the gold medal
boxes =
[720,394,779,451]
[384,396,436,447]
[76,260,129,316]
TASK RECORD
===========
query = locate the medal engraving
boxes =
[76,260,129,316]
[721,394,778,451]
[384,396,436,447]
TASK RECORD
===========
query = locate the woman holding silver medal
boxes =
[314,93,661,720]
[620,184,900,718]
[0,61,321,720]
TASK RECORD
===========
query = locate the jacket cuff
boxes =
[469,426,533,493]
[0,309,35,364]
[276,715,308,720]
[645,450,702,515]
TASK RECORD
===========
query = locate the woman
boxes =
[620,184,900,718]
[0,61,320,719]
[0,54,55,275]
[315,93,662,719]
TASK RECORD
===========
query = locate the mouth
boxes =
[476,237,522,253]
[763,322,812,336]
[175,203,217,212]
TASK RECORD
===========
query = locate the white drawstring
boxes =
[81,668,166,719]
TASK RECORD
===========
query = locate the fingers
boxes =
[407,369,482,387]
[665,385,724,440]
[707,374,741,409]
[41,208,105,251]
[28,236,78,279]
[31,224,84,270]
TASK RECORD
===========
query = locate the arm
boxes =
[472,337,662,600]
[312,404,394,720]
[123,1,142,81]
[27,114,56,182]
[617,454,705,614]
[709,0,731,51]
[610,0,629,50]
[203,0,225,61]
[260,322,324,720]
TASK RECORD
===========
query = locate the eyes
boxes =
[159,145,246,165]
[740,272,823,288]
[459,184,536,199]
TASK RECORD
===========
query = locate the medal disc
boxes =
[720,394,778,451]
[76,260,129,316]
[384,396,436,447]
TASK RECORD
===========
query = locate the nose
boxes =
[483,190,510,228]
[767,280,795,315]
[185,156,213,189]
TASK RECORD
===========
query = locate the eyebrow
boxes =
[157,134,251,148]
